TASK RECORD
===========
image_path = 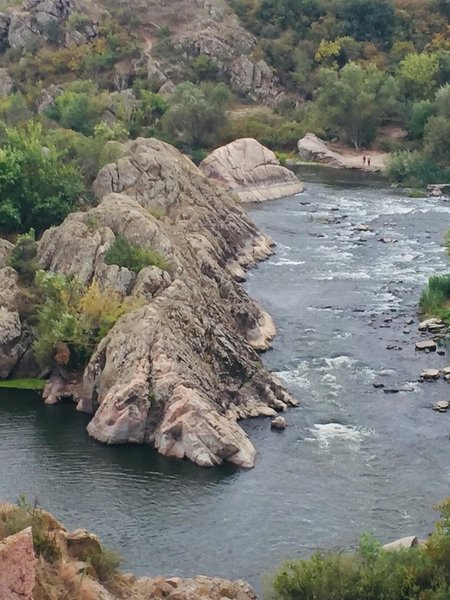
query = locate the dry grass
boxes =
[35,559,98,600]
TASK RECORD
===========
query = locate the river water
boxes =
[2,167,450,591]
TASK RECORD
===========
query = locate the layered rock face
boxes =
[37,138,296,468]
[142,0,282,104]
[200,138,304,202]
[0,0,98,51]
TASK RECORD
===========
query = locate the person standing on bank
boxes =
[367,155,371,168]
[363,154,366,167]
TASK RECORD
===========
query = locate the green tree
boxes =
[161,82,232,149]
[407,100,436,140]
[336,0,396,47]
[314,62,399,148]
[398,52,439,101]
[0,123,84,234]
[424,85,450,165]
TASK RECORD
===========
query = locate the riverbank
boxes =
[296,133,389,172]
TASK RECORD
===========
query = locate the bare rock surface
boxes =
[200,138,304,203]
[0,527,36,600]
[298,133,388,171]
[38,138,297,468]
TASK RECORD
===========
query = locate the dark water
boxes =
[2,167,450,592]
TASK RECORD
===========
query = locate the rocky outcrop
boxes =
[0,502,257,600]
[3,0,97,50]
[37,138,297,468]
[298,133,348,167]
[200,138,304,203]
[140,0,282,104]
[297,133,388,171]
[0,527,36,600]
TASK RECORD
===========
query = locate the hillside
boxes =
[0,0,446,187]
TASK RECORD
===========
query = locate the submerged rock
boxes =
[200,138,304,203]
[37,138,297,468]
[433,400,450,412]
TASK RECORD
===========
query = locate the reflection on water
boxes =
[1,167,450,591]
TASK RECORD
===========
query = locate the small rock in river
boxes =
[433,401,450,413]
[438,350,446,356]
[418,318,445,332]
[415,340,437,351]
[443,367,450,376]
[373,383,385,389]
[271,416,287,431]
[420,368,440,380]
[379,237,398,243]
[403,329,411,334]
[406,318,414,325]
[384,388,400,394]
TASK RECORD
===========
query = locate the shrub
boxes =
[8,229,39,284]
[81,547,121,583]
[105,236,170,274]
[32,272,144,370]
[386,150,448,187]
[270,500,450,599]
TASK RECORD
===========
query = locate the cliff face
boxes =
[36,138,296,468]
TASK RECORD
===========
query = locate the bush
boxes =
[270,499,450,600]
[8,229,39,284]
[105,235,170,274]
[386,150,448,187]
[32,272,144,369]
[81,547,121,583]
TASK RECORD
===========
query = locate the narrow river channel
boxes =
[1,167,450,592]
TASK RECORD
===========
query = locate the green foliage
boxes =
[129,91,169,136]
[81,547,122,583]
[49,83,109,135]
[161,82,232,149]
[336,0,395,47]
[270,499,450,600]
[407,100,436,140]
[105,235,170,274]
[191,54,220,82]
[0,123,84,234]
[387,151,448,187]
[313,62,399,148]
[0,378,46,390]
[398,53,440,101]
[8,229,39,284]
[420,274,450,320]
[32,272,144,370]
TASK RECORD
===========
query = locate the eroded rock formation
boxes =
[0,503,257,600]
[36,138,297,468]
[200,138,304,202]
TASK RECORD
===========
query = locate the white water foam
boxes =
[306,422,375,449]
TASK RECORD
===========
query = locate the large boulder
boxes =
[200,138,304,202]
[298,133,348,167]
[0,527,36,600]
[40,138,297,468]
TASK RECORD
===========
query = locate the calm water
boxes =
[2,167,450,591]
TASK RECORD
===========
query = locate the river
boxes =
[1,167,450,592]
